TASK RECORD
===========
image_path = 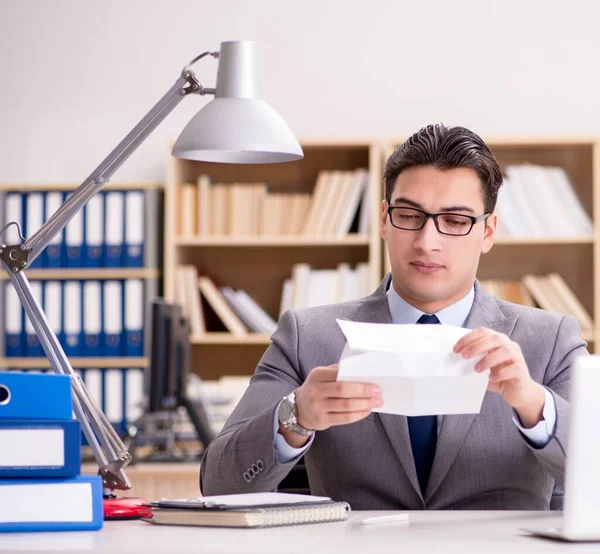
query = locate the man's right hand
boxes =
[278,364,383,448]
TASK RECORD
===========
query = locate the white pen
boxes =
[361,514,410,525]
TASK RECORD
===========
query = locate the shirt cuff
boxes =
[272,399,314,464]
[512,387,557,448]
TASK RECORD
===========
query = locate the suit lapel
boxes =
[424,280,519,502]
[354,275,423,498]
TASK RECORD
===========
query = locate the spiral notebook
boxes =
[143,493,351,528]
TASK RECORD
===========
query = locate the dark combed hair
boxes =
[383,124,503,213]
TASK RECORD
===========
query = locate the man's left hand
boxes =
[453,327,546,428]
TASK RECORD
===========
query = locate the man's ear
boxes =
[481,212,498,254]
[380,200,388,242]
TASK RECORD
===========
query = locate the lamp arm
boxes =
[0,51,218,492]
[22,50,218,266]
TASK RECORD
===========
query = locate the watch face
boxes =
[279,397,294,423]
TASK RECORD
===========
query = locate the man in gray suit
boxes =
[200,124,587,510]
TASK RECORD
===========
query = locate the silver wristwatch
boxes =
[278,390,314,437]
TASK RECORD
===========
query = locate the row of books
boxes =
[174,263,371,337]
[280,262,372,314]
[480,273,593,333]
[0,189,157,268]
[2,279,147,358]
[177,169,370,238]
[0,371,103,531]
[174,267,272,337]
[495,165,593,238]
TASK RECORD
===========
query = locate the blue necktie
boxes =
[408,313,440,495]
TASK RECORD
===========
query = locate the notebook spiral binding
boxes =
[258,502,351,527]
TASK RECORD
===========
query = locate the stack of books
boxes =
[176,169,371,238]
[495,164,593,239]
[174,263,372,337]
[479,273,593,336]
[0,371,103,532]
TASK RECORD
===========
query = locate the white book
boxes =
[307,270,339,308]
[235,290,277,334]
[546,167,593,237]
[105,192,124,249]
[83,281,102,338]
[523,165,567,237]
[357,262,372,298]
[5,283,22,337]
[85,195,104,252]
[183,266,205,335]
[335,169,369,237]
[104,369,124,423]
[125,191,145,258]
[104,281,122,338]
[63,281,82,346]
[337,263,361,303]
[45,192,64,247]
[197,175,211,236]
[504,166,545,237]
[221,287,262,333]
[26,193,44,237]
[65,195,84,251]
[24,282,42,336]
[291,263,311,310]
[126,368,145,423]
[279,279,294,319]
[44,281,62,336]
[124,280,144,339]
[4,193,22,244]
[83,369,103,412]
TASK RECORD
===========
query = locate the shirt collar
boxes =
[386,282,475,327]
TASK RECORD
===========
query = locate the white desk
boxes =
[0,511,595,554]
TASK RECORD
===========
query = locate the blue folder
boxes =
[0,372,72,420]
[0,475,103,532]
[0,419,80,477]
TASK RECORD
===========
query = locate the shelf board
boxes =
[190,333,271,345]
[175,236,370,247]
[0,268,160,280]
[0,357,149,369]
[0,182,160,192]
[190,330,595,345]
[494,237,594,245]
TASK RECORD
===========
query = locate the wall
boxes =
[1,0,599,183]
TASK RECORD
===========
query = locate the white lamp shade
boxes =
[172,41,303,164]
[172,97,303,163]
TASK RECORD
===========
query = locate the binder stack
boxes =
[0,371,103,532]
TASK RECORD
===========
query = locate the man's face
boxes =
[380,165,497,313]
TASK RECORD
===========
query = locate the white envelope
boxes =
[336,319,490,416]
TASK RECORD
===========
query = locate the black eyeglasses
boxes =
[387,206,490,236]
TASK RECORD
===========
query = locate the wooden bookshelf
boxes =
[0,268,160,280]
[164,141,382,377]
[0,357,149,369]
[383,137,598,350]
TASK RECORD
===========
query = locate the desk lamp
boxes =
[0,40,303,519]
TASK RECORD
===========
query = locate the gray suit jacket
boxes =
[200,277,588,510]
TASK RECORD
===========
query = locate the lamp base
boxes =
[103,495,152,520]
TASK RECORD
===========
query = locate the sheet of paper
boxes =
[336,319,489,416]
[158,492,332,508]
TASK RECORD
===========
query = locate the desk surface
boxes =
[0,511,595,554]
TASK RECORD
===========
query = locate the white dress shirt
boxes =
[273,283,556,463]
